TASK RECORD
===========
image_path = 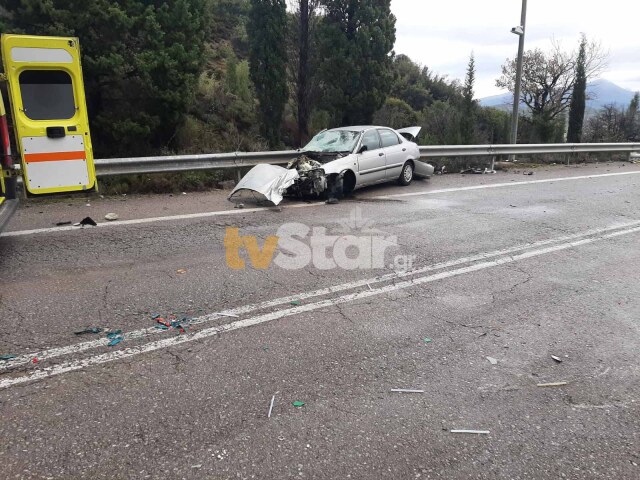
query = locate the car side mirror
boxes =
[359,145,368,154]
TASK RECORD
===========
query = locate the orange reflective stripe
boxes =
[24,151,86,163]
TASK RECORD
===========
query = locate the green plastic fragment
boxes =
[423,338,432,344]
[0,354,17,361]
[290,300,301,306]
[106,330,123,339]
[292,401,305,408]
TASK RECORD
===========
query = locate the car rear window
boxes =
[379,129,401,147]
[19,70,76,120]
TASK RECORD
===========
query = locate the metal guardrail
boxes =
[93,143,640,177]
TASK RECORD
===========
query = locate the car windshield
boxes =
[303,130,361,153]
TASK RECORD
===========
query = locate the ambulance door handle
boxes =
[46,127,66,139]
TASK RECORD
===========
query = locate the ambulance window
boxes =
[19,70,75,120]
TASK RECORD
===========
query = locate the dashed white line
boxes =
[2,222,640,390]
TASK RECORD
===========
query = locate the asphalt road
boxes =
[1,163,639,479]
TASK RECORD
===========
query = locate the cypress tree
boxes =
[461,53,476,144]
[317,0,396,125]
[248,0,288,147]
[567,35,587,143]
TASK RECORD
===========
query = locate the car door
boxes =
[356,129,386,184]
[378,128,405,179]
[1,34,97,195]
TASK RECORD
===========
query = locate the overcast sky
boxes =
[391,0,640,99]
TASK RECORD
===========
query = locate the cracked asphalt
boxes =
[0,162,639,479]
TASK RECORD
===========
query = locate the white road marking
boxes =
[2,222,640,390]
[0,202,324,238]
[379,170,640,199]
[3,170,639,237]
[3,219,640,372]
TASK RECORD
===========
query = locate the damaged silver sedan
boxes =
[229,126,434,205]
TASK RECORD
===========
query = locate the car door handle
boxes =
[378,152,384,156]
[402,148,406,152]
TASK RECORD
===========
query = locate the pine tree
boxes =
[317,0,396,125]
[567,35,587,143]
[248,0,288,147]
[461,53,476,144]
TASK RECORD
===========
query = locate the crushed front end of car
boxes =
[285,154,331,198]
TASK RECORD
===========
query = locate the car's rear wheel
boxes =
[398,162,414,186]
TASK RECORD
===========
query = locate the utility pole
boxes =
[509,0,527,161]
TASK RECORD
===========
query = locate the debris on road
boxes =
[176,269,188,275]
[219,313,239,318]
[108,336,124,347]
[74,327,103,335]
[391,389,425,393]
[292,401,305,408]
[155,324,170,331]
[106,330,123,339]
[450,429,490,435]
[268,394,276,418]
[290,300,301,306]
[537,382,568,387]
[55,221,72,226]
[0,354,17,361]
[486,356,498,365]
[76,217,97,227]
[156,317,171,328]
[104,213,119,221]
[32,358,38,364]
[234,203,245,209]
[524,171,534,176]
[423,337,432,344]
[551,355,563,363]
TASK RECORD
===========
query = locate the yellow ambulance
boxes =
[0,34,97,230]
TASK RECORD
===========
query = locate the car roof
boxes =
[328,126,394,132]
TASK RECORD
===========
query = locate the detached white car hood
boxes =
[228,164,299,206]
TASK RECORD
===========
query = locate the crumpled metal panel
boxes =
[228,164,299,206]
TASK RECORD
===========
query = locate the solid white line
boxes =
[0,202,325,238]
[3,170,639,237]
[380,171,640,199]
[2,223,639,390]
[3,218,640,372]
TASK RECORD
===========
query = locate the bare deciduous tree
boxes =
[497,38,607,142]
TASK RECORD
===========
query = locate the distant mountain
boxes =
[479,79,637,112]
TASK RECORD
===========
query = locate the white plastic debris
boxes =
[537,382,568,387]
[486,356,498,365]
[104,213,119,221]
[268,395,276,418]
[551,355,563,363]
[390,389,424,393]
[450,429,490,435]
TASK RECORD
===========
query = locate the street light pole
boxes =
[509,0,527,161]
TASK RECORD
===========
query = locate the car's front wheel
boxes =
[398,161,414,186]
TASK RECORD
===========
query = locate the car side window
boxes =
[361,130,381,152]
[378,129,401,148]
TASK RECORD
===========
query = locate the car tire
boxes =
[398,162,414,186]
